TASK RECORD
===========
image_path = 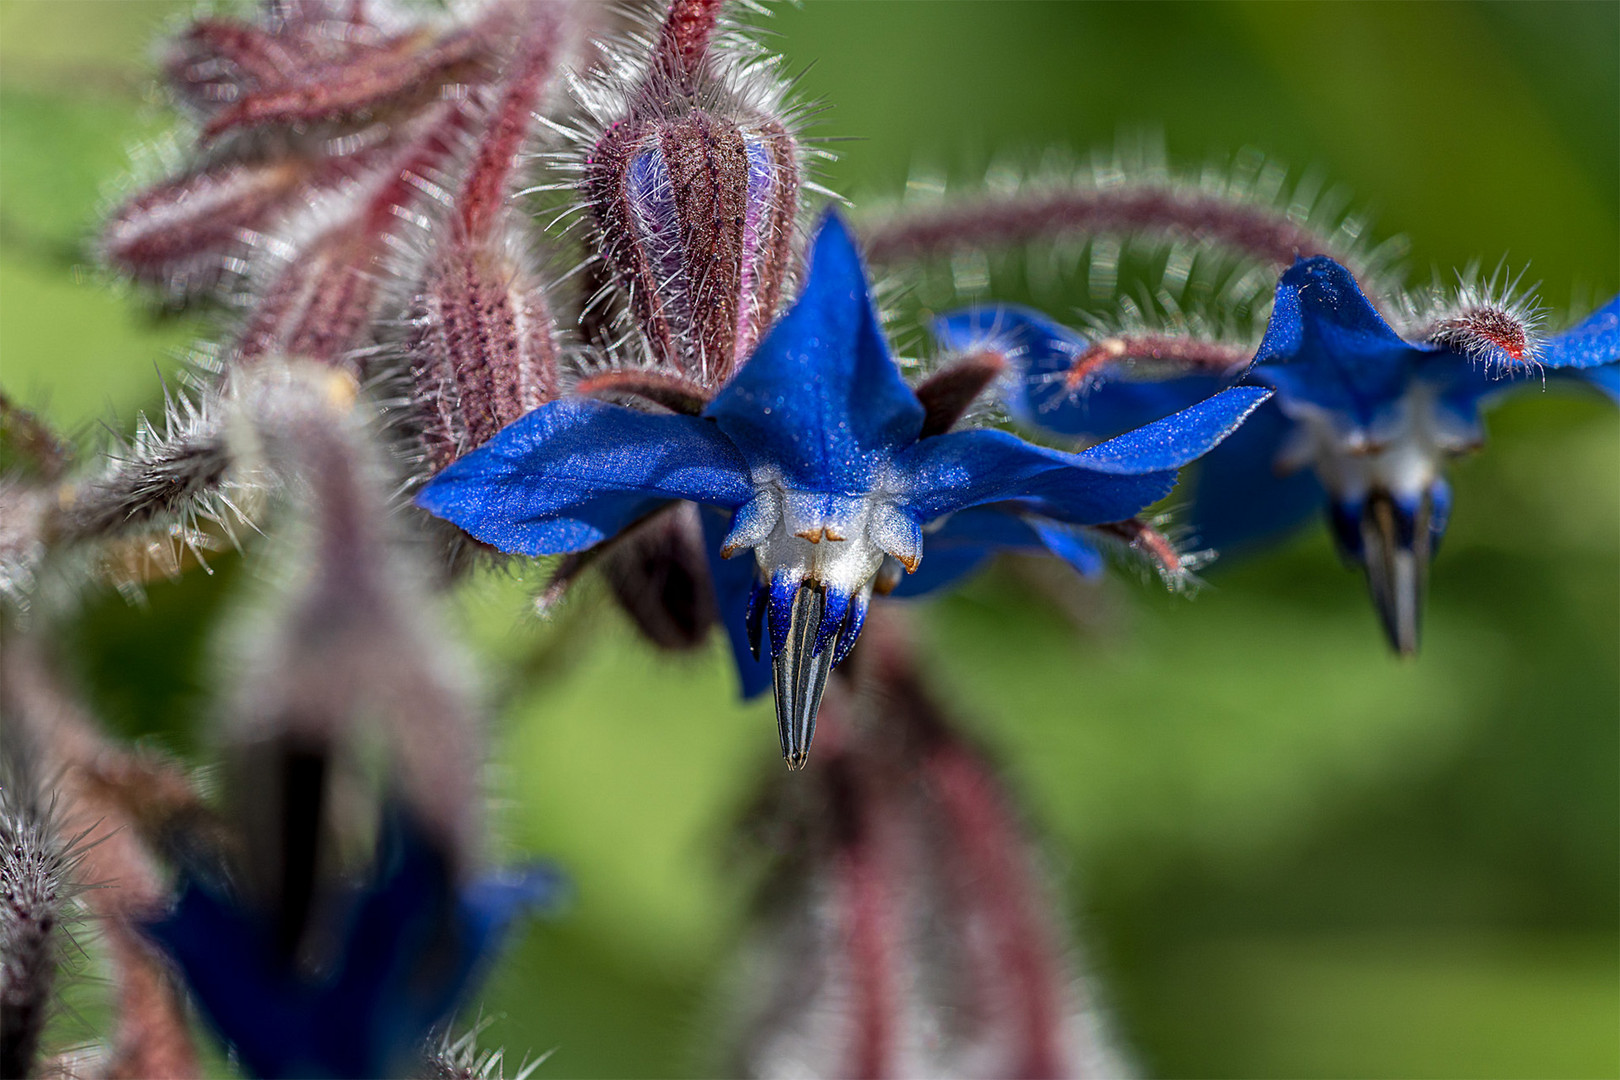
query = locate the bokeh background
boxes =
[2,1,1616,1076]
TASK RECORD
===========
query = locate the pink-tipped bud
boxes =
[1408,266,1546,370]
[581,0,800,386]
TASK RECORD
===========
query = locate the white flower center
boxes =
[1280,383,1477,502]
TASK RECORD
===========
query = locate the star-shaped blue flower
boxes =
[941,258,1620,654]
[419,212,1269,765]
[146,810,560,1079]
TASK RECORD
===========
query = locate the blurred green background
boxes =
[2,1,1616,1076]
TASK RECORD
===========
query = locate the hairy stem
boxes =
[1060,333,1251,389]
[862,184,1354,272]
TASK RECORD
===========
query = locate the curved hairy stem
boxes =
[862,183,1361,274]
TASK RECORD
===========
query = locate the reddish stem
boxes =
[235,105,474,368]
[863,185,1349,271]
[831,761,897,1080]
[1061,333,1251,390]
[925,741,1068,1079]
[1094,517,1183,578]
[179,19,301,86]
[652,0,727,85]
[573,368,714,415]
[456,5,571,240]
[199,24,489,142]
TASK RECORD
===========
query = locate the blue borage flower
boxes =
[941,258,1620,654]
[419,212,1269,766]
[146,809,561,1079]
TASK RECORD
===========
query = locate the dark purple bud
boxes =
[598,502,718,651]
[580,0,801,387]
[914,348,1010,437]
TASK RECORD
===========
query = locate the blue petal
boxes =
[1027,516,1108,578]
[898,427,1174,524]
[705,211,924,490]
[1076,386,1274,471]
[934,304,1234,439]
[146,812,552,1079]
[830,590,870,668]
[890,506,1104,598]
[1568,362,1620,403]
[700,506,773,699]
[1538,295,1620,370]
[1186,395,1326,553]
[1256,256,1423,425]
[897,387,1268,526]
[1425,360,1500,437]
[416,399,753,555]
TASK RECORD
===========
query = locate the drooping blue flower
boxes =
[941,261,1620,654]
[146,809,561,1079]
[418,211,1269,765]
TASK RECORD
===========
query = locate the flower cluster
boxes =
[419,212,1268,764]
[941,262,1619,653]
[0,1,1613,1078]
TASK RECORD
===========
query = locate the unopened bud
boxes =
[411,6,573,471]
[599,502,719,651]
[580,0,801,386]
[411,235,561,471]
[101,145,389,294]
[727,617,1124,1079]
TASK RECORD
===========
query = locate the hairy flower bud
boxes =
[727,616,1123,1079]
[101,143,392,294]
[0,728,75,1080]
[234,104,473,373]
[576,0,802,387]
[409,7,576,471]
[1,641,202,1080]
[185,5,503,144]
[412,235,561,471]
